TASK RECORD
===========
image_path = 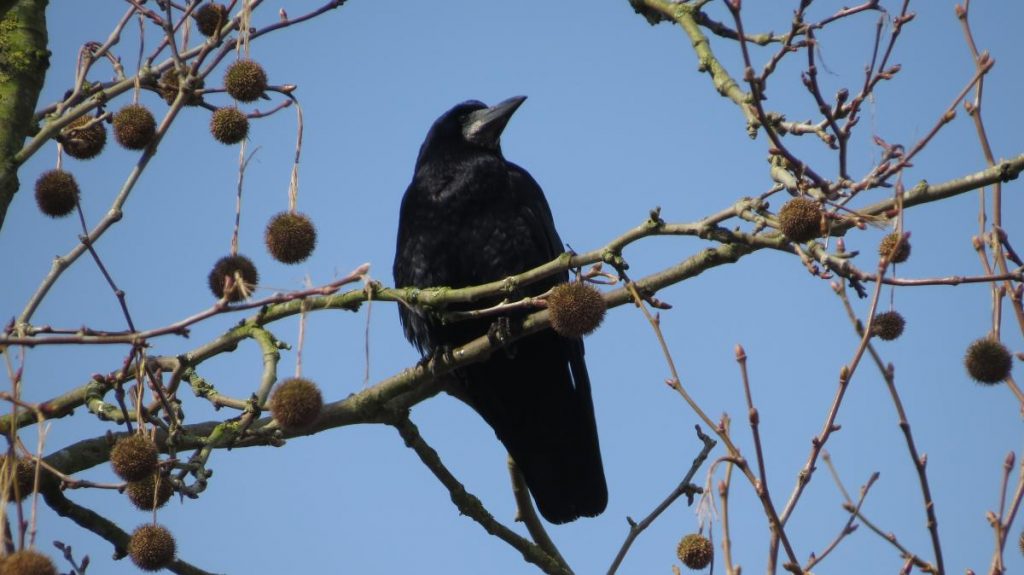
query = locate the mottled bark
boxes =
[0,0,48,232]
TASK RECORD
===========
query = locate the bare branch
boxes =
[391,415,570,575]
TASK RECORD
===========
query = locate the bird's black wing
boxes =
[393,174,446,356]
[506,163,563,266]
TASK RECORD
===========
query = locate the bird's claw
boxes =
[487,317,512,345]
[420,345,455,375]
[487,317,520,358]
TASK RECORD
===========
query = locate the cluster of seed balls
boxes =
[206,211,318,303]
[0,435,180,572]
[776,196,912,265]
[0,383,332,572]
[203,40,318,298]
[109,433,174,511]
[867,230,911,342]
[197,8,319,299]
[106,434,178,570]
[35,2,259,207]
[776,197,1016,384]
[34,3,321,303]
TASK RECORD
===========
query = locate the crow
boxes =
[393,96,607,524]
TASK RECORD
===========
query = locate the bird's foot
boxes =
[419,345,455,375]
[487,317,517,357]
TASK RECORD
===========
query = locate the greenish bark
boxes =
[0,1,19,21]
[0,0,48,233]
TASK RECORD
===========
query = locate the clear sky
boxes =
[4,1,1023,573]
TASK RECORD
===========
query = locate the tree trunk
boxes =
[0,0,48,232]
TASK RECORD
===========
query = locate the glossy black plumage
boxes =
[393,97,607,524]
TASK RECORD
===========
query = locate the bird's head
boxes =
[415,96,527,167]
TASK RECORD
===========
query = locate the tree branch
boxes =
[391,415,571,575]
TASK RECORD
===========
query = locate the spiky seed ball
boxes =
[112,104,156,150]
[0,549,57,575]
[34,169,79,218]
[676,533,713,570]
[2,456,37,502]
[210,107,249,144]
[194,2,229,37]
[270,377,323,430]
[224,59,268,103]
[546,282,606,338]
[60,115,106,160]
[778,197,822,243]
[879,232,911,264]
[265,212,317,264]
[964,337,1013,385]
[109,434,159,482]
[128,524,176,572]
[871,311,906,341]
[207,254,259,302]
[126,473,173,511]
[159,69,204,106]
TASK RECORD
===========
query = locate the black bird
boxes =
[393,96,607,524]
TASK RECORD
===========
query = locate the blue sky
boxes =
[4,1,1023,573]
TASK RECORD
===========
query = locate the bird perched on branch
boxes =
[393,96,607,524]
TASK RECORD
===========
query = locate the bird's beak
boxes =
[463,95,527,149]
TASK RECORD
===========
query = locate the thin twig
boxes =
[717,416,738,575]
[809,451,874,571]
[735,344,770,498]
[607,426,715,575]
